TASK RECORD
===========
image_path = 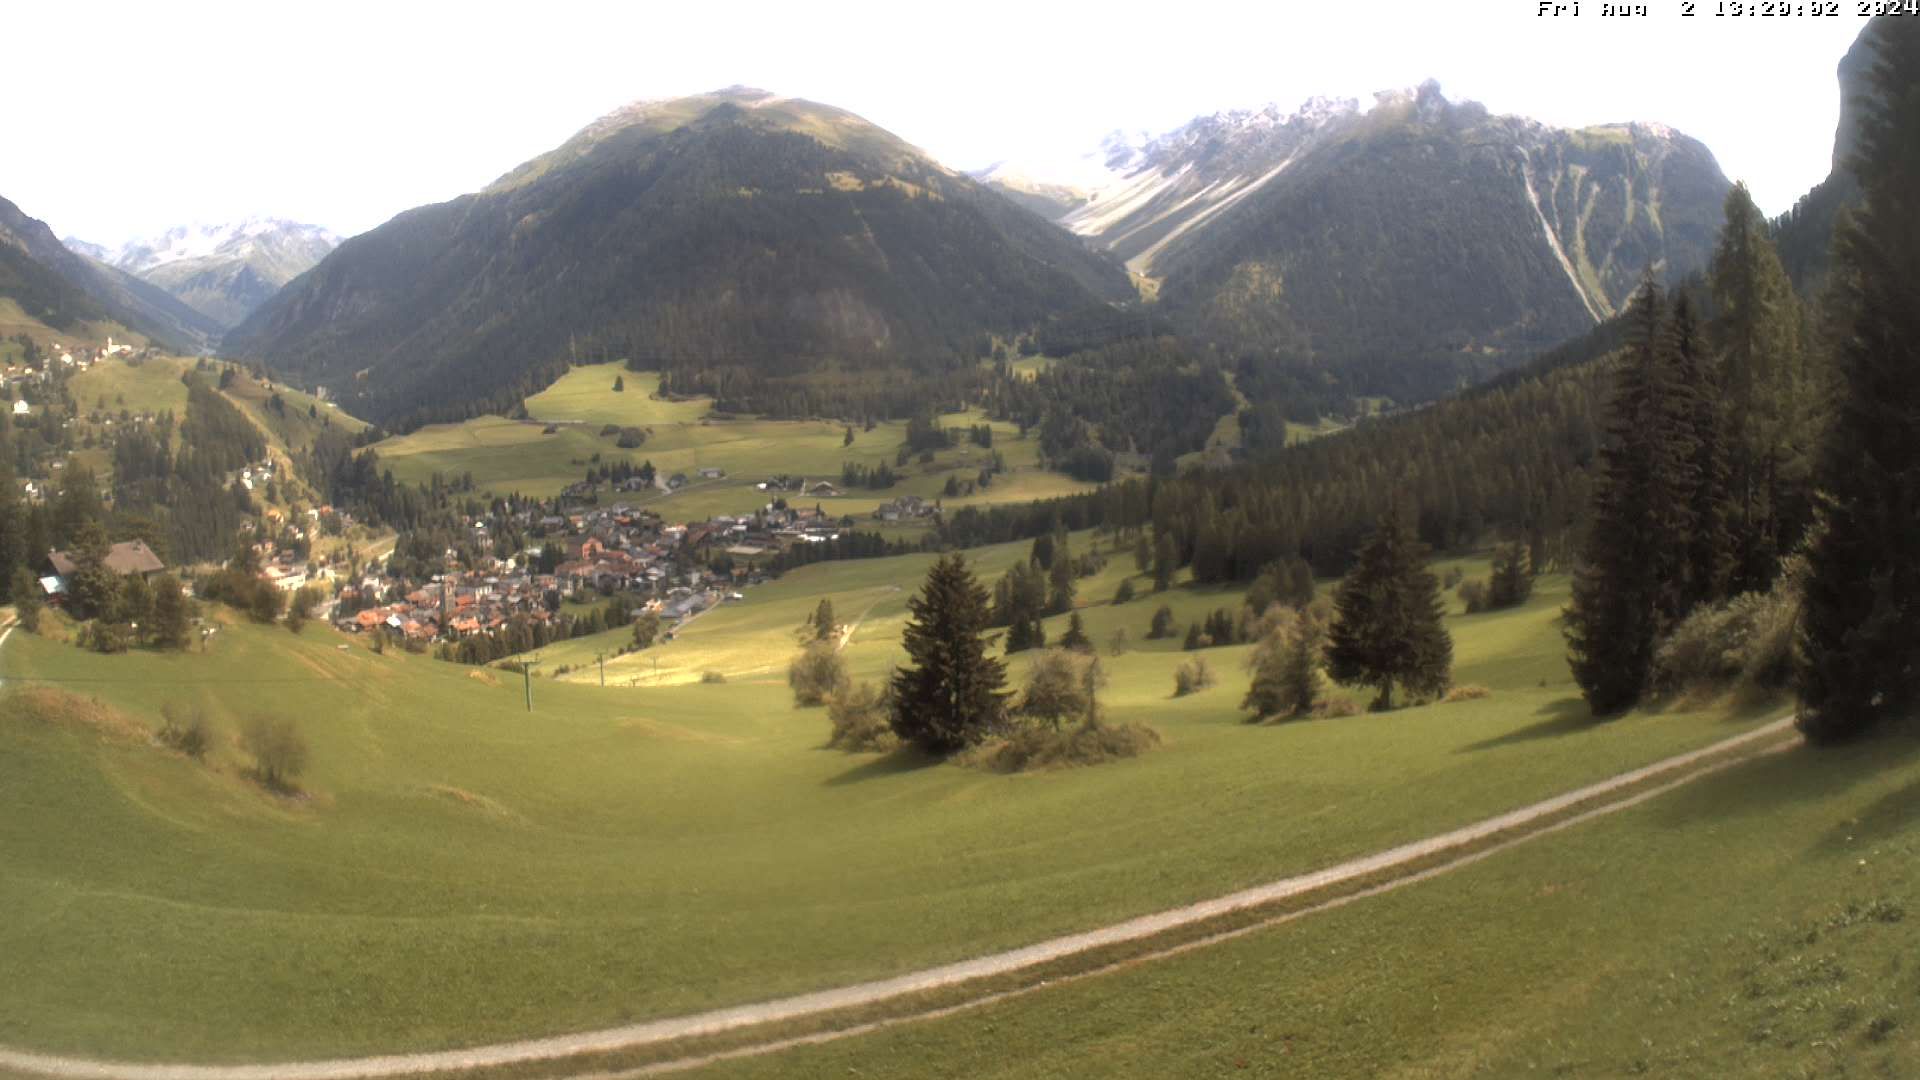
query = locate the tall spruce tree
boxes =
[1672,292,1735,611]
[1710,182,1809,592]
[1797,19,1920,744]
[1565,280,1699,715]
[1325,516,1452,710]
[889,554,1008,754]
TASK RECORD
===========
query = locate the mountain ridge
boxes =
[226,88,1133,428]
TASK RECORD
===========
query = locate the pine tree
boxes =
[889,554,1008,754]
[1133,533,1152,573]
[1326,516,1452,710]
[11,564,41,633]
[1565,280,1697,715]
[612,375,625,392]
[1148,604,1174,639]
[1487,542,1533,609]
[812,597,837,641]
[1183,622,1204,651]
[1279,627,1323,717]
[1672,292,1735,611]
[1710,182,1808,593]
[1797,18,1920,744]
[1152,532,1177,592]
[1047,555,1074,615]
[1059,611,1092,652]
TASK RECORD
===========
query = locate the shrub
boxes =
[1147,604,1175,639]
[700,670,727,684]
[1441,566,1465,589]
[961,718,1160,772]
[157,703,211,760]
[826,681,897,752]
[82,620,131,654]
[1458,579,1491,614]
[1653,556,1804,696]
[787,640,850,706]
[1019,648,1105,729]
[1173,657,1216,697]
[1443,684,1493,702]
[1113,579,1136,605]
[240,714,308,792]
[1318,695,1363,718]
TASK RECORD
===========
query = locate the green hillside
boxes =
[225,89,1133,429]
[0,543,1786,1062]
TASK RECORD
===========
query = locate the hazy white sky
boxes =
[9,0,1869,245]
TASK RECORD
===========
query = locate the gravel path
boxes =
[0,714,1799,1080]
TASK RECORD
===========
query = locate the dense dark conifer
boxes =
[1710,184,1811,593]
[1671,293,1735,611]
[1326,516,1451,710]
[1797,19,1920,744]
[1566,281,1697,714]
[889,554,1008,754]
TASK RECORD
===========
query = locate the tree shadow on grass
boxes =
[822,746,943,786]
[1656,727,1920,834]
[1456,695,1594,753]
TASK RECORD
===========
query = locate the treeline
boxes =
[979,339,1237,474]
[941,350,1610,580]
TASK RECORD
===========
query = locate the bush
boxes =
[157,703,211,760]
[826,681,897,752]
[82,620,131,654]
[1443,684,1493,702]
[1147,604,1174,639]
[1113,579,1136,605]
[240,714,308,792]
[961,718,1160,773]
[1318,695,1363,718]
[787,640,850,706]
[1173,657,1216,697]
[1441,566,1465,589]
[1653,570,1802,696]
[700,670,727,684]
[1019,648,1104,729]
[1458,579,1491,614]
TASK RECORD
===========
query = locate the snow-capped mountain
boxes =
[63,218,340,330]
[986,82,1729,378]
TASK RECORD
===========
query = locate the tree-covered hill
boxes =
[225,88,1133,430]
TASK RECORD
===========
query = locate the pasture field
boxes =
[373,368,1099,516]
[519,367,712,427]
[219,367,370,449]
[0,544,1788,1063]
[68,355,192,417]
[712,723,1920,1079]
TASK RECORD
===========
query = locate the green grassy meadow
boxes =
[706,727,1920,1080]
[0,545,1790,1063]
[68,356,192,417]
[371,367,1098,517]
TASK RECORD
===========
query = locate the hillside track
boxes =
[0,715,1800,1080]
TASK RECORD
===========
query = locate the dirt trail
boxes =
[0,716,1799,1080]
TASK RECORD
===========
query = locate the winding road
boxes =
[0,714,1800,1080]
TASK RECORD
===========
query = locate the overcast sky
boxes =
[10,0,1869,246]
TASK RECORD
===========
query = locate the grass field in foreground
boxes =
[0,547,1782,1062]
[372,367,1099,516]
[709,727,1920,1079]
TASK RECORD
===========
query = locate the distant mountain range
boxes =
[983,82,1730,385]
[63,219,339,330]
[0,195,223,351]
[225,87,1133,427]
